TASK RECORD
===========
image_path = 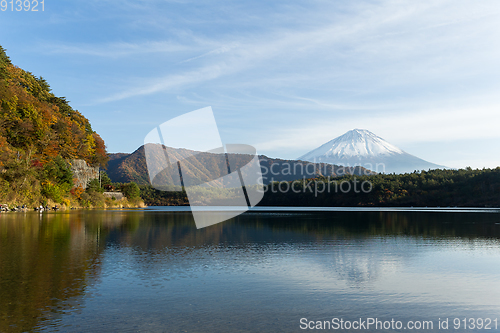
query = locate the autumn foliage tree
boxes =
[0,46,108,168]
[0,45,108,204]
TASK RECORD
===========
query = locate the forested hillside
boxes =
[0,45,109,206]
[258,167,500,207]
[138,167,500,207]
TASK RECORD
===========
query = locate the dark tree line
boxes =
[139,167,500,208]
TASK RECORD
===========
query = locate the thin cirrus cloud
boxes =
[97,64,229,103]
[4,0,500,167]
[34,0,499,107]
[43,41,195,58]
[94,34,297,102]
[88,0,500,105]
[86,0,500,169]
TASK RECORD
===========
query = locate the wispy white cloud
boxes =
[6,0,500,166]
[93,0,500,104]
[97,63,229,102]
[177,43,240,64]
[42,40,196,58]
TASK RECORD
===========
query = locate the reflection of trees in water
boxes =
[247,211,500,239]
[88,210,500,289]
[0,212,115,332]
[2,209,499,331]
[95,210,500,256]
[98,210,500,287]
[102,212,280,280]
[241,211,500,287]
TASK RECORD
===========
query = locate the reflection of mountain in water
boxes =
[297,237,420,288]
[333,246,380,286]
[2,209,500,330]
[99,210,500,287]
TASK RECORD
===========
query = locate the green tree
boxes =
[86,179,103,194]
[100,171,112,188]
[122,182,140,199]
[43,156,73,186]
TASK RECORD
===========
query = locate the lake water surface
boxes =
[1,208,500,332]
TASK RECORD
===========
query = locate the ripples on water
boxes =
[1,209,500,332]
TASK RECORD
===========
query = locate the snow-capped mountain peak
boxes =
[300,129,403,160]
[298,129,446,174]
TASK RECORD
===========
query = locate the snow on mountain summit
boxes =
[298,129,446,174]
[299,129,403,160]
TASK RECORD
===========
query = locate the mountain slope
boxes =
[298,129,446,174]
[106,145,375,186]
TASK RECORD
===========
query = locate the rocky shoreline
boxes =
[0,202,146,212]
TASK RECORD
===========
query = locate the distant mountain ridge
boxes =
[106,145,375,186]
[298,129,446,174]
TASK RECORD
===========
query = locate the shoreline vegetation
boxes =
[0,168,146,212]
[0,45,145,210]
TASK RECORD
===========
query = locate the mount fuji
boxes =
[298,129,447,174]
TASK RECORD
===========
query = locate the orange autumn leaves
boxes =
[0,46,108,168]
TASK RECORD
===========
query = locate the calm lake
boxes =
[1,208,500,332]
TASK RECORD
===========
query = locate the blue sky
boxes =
[1,0,500,169]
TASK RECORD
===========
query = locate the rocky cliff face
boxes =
[68,159,99,189]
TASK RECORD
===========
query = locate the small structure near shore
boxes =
[103,192,124,200]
